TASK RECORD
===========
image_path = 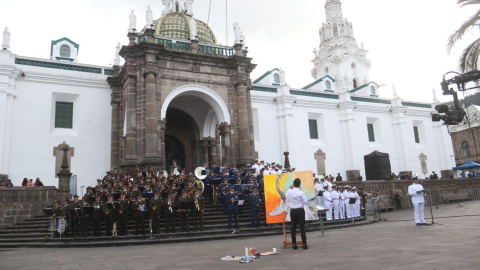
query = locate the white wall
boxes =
[251,88,456,179]
[7,63,111,193]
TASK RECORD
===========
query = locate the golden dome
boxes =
[154,13,217,44]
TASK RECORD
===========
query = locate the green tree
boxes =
[448,0,480,72]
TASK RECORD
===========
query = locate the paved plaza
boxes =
[0,201,479,270]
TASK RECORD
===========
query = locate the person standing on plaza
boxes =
[408,177,426,226]
[394,191,402,210]
[286,178,311,250]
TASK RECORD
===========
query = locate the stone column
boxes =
[236,83,251,164]
[0,91,15,181]
[209,137,217,164]
[125,76,137,163]
[56,142,73,201]
[111,97,120,169]
[127,32,136,46]
[144,71,159,160]
[203,139,209,165]
[223,124,232,165]
[159,120,167,170]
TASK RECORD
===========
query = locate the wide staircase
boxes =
[0,202,372,248]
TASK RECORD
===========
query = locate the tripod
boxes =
[148,219,156,240]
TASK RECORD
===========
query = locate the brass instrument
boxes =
[168,198,173,213]
[112,222,117,237]
[195,197,200,211]
[213,186,218,205]
[194,167,207,194]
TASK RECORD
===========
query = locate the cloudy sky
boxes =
[0,0,476,103]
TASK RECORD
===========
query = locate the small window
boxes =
[353,79,358,88]
[60,45,71,58]
[325,67,329,73]
[370,86,376,95]
[413,126,420,143]
[274,74,280,84]
[55,102,73,129]
[325,81,331,90]
[333,23,338,37]
[461,141,471,158]
[309,119,319,139]
[367,123,375,142]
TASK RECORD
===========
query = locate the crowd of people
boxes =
[313,178,367,221]
[43,158,363,238]
[0,177,43,187]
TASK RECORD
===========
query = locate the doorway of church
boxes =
[165,135,185,172]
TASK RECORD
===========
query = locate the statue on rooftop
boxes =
[129,10,137,32]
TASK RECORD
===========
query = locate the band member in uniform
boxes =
[91,196,103,236]
[226,186,239,230]
[185,180,195,196]
[331,185,340,220]
[177,190,191,232]
[61,199,71,237]
[133,194,147,235]
[96,186,107,202]
[219,178,230,215]
[150,192,163,235]
[79,198,91,237]
[117,193,130,236]
[103,195,116,236]
[70,195,82,237]
[84,186,95,204]
[234,179,244,214]
[249,187,261,227]
[164,192,177,233]
[130,184,141,200]
[192,189,204,231]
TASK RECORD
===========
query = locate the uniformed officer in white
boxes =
[352,187,361,217]
[252,159,261,173]
[323,185,333,221]
[331,185,340,220]
[339,186,346,219]
[408,177,426,225]
[345,186,353,218]
[314,178,323,208]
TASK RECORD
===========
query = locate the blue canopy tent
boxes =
[452,160,480,170]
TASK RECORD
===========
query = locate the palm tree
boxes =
[448,0,480,72]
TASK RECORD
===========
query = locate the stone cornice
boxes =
[19,71,109,89]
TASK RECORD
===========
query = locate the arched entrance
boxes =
[162,85,231,172]
[165,135,185,170]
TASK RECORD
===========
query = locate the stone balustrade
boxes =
[0,186,57,228]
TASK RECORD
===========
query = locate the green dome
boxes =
[154,13,217,44]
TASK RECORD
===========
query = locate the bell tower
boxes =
[311,0,372,92]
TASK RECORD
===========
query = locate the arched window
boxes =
[333,24,338,37]
[274,74,280,84]
[60,45,71,58]
[370,86,376,95]
[325,81,331,90]
[461,141,471,158]
[353,79,358,88]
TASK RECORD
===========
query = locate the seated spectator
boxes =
[5,179,13,187]
[21,178,28,186]
[34,178,44,186]
[26,179,34,187]
[0,181,4,187]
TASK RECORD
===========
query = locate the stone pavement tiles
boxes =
[0,201,479,270]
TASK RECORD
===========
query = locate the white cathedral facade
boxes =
[0,0,454,191]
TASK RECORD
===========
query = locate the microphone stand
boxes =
[426,191,442,226]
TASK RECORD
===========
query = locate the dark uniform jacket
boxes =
[150,197,163,212]
[192,194,204,211]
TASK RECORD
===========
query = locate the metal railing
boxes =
[366,187,480,215]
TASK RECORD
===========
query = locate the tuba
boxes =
[194,167,207,194]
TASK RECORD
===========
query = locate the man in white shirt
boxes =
[286,178,311,250]
[323,187,333,221]
[331,185,340,220]
[408,177,426,226]
[252,159,261,172]
[314,179,323,208]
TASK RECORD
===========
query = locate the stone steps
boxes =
[0,219,372,248]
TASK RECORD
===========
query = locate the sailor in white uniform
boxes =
[323,185,333,221]
[408,177,427,225]
[314,178,324,208]
[331,185,340,220]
